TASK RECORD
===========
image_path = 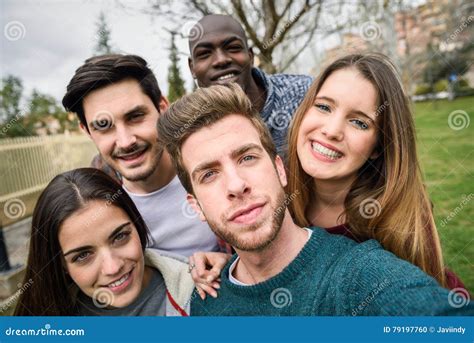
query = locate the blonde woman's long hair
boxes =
[287,53,447,287]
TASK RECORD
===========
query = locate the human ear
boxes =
[249,47,254,67]
[274,155,287,187]
[80,123,90,136]
[186,194,206,222]
[188,57,196,79]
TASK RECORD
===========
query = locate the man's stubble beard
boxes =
[205,187,287,252]
[117,143,164,183]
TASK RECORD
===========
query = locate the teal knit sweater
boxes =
[191,228,473,316]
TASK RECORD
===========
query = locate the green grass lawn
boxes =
[414,96,473,291]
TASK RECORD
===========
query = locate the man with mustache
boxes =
[188,14,313,158]
[62,54,221,258]
[157,83,473,315]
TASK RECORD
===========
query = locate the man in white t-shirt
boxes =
[62,54,222,257]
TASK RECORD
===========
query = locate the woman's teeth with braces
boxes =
[312,142,342,160]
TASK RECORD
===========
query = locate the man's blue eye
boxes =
[202,171,215,181]
[242,155,255,162]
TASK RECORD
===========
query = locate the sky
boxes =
[1,0,366,107]
[1,0,201,103]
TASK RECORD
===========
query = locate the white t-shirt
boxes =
[229,228,313,286]
[125,176,219,257]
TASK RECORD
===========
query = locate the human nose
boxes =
[225,166,250,200]
[100,250,124,277]
[115,124,137,149]
[321,113,344,141]
[212,49,231,68]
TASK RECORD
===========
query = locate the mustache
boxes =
[222,196,269,221]
[112,142,150,158]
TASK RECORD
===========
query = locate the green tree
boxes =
[94,11,113,55]
[1,90,72,137]
[0,75,29,137]
[167,32,186,102]
[28,90,70,132]
[0,75,23,122]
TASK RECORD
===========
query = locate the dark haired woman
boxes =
[15,168,194,316]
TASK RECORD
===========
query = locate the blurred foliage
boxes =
[433,79,448,93]
[0,75,78,138]
[0,75,23,122]
[94,11,113,55]
[414,83,433,95]
[167,32,186,103]
[422,43,473,85]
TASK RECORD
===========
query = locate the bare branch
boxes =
[279,2,322,72]
[189,0,211,15]
[268,0,321,50]
[231,0,265,50]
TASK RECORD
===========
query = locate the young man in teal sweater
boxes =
[157,83,473,316]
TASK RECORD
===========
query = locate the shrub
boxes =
[414,83,432,95]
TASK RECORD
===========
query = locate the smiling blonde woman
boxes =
[287,53,465,290]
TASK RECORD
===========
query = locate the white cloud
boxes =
[1,0,194,103]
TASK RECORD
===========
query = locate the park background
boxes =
[0,0,472,313]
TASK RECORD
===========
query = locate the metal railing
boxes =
[0,134,97,203]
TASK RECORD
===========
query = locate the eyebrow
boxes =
[88,105,147,128]
[191,143,263,181]
[315,96,375,122]
[192,36,244,55]
[63,222,131,257]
